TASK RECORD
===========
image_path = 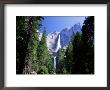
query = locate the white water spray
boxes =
[55,34,61,52]
[53,56,56,68]
[54,34,61,69]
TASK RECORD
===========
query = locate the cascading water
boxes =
[55,34,61,52]
[53,34,61,69]
[53,56,56,68]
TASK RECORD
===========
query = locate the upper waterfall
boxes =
[55,34,61,52]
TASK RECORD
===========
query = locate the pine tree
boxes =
[16,16,26,74]
[16,16,34,74]
[37,27,49,74]
[56,48,65,74]
[24,16,43,74]
[65,42,73,74]
[16,16,43,74]
[81,16,94,74]
[72,32,82,74]
[46,53,54,74]
[23,16,38,74]
[27,17,39,72]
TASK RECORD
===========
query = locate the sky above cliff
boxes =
[40,16,87,34]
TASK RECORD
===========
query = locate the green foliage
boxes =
[27,17,39,71]
[56,48,65,74]
[37,27,54,74]
[64,42,73,74]
[16,16,30,74]
[64,16,94,74]
[81,16,94,74]
[37,27,48,66]
[23,16,44,74]
[16,16,94,74]
[46,53,54,74]
[71,16,94,74]
[16,16,53,74]
[72,32,82,74]
[37,66,48,74]
[16,16,43,74]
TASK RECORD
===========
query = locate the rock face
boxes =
[46,32,60,52]
[46,23,81,52]
[60,23,81,48]
[60,27,74,48]
[73,23,81,33]
[38,23,81,52]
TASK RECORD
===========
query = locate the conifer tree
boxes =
[72,32,82,74]
[37,27,49,74]
[16,16,26,74]
[16,16,43,74]
[65,42,73,74]
[56,48,65,74]
[23,16,39,74]
[72,16,94,74]
[46,53,54,74]
[27,17,40,72]
[81,16,94,74]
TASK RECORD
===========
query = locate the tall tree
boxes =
[72,32,82,74]
[56,48,65,74]
[16,16,31,74]
[16,16,43,74]
[71,16,94,74]
[65,42,73,74]
[23,17,40,73]
[46,53,54,74]
[37,27,49,74]
[81,16,94,74]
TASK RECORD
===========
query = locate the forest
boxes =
[16,16,94,74]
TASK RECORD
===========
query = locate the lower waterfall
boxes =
[53,56,56,68]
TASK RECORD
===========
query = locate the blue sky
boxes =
[40,16,87,34]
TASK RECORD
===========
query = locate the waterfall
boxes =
[53,56,56,68]
[55,34,61,52]
[53,34,61,69]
